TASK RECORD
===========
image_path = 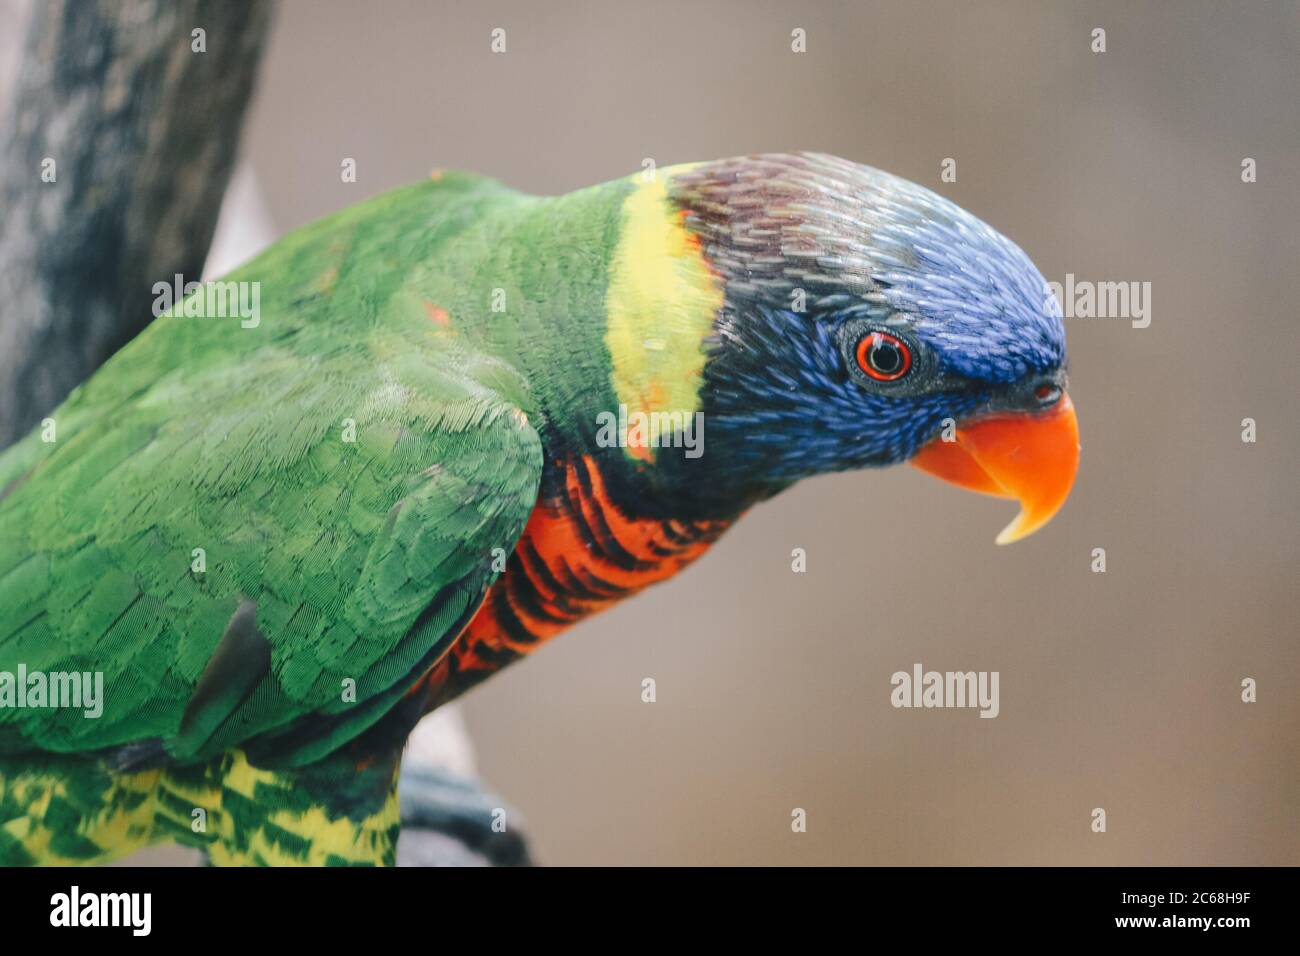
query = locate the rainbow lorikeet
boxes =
[0,153,1079,865]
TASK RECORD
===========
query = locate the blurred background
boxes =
[2,0,1297,865]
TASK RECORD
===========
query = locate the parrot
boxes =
[0,152,1079,866]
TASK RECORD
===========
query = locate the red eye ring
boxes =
[855,331,913,382]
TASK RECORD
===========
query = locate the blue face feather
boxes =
[667,153,1067,500]
[850,167,1064,383]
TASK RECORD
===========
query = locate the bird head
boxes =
[605,153,1078,543]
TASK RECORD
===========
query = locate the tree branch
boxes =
[0,0,274,447]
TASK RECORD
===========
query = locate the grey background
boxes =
[4,0,1298,864]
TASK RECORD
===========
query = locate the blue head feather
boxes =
[848,168,1063,383]
[657,153,1066,509]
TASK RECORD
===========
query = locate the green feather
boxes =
[0,172,575,766]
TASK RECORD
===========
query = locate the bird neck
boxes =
[407,168,780,521]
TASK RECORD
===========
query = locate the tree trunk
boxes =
[0,0,274,447]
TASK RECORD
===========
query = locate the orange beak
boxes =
[909,393,1080,544]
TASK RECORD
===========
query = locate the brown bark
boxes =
[0,0,274,447]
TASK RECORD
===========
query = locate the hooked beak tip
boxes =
[910,393,1080,544]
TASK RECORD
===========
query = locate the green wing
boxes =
[0,176,544,767]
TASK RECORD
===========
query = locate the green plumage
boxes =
[0,170,644,865]
[0,173,567,764]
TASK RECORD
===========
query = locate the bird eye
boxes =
[1033,383,1062,406]
[855,331,912,382]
